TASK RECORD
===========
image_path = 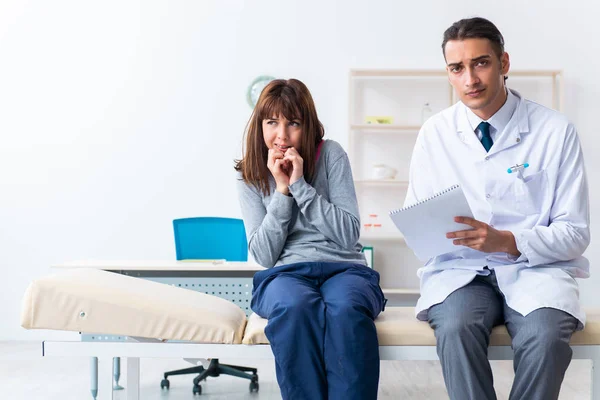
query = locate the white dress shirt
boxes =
[468,88,519,143]
[405,89,590,328]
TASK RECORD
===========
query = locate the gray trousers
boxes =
[428,270,578,400]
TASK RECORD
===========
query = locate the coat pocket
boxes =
[500,170,548,215]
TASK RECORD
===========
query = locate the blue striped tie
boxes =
[478,121,492,152]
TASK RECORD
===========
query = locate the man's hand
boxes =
[446,216,521,256]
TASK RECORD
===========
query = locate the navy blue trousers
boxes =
[251,262,386,400]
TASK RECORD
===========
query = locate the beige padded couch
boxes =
[22,268,600,400]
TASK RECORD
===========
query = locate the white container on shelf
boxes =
[372,164,397,180]
[421,102,434,123]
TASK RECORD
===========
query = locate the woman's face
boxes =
[262,114,302,153]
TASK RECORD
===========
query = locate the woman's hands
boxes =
[267,147,304,195]
[267,149,290,194]
[283,147,304,186]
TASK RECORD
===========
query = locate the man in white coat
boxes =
[405,17,590,400]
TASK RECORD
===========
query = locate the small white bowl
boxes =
[372,164,397,180]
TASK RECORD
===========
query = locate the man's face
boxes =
[444,38,510,119]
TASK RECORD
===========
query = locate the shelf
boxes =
[355,179,409,187]
[350,69,447,78]
[360,231,405,241]
[508,70,562,77]
[350,124,421,133]
[381,288,420,295]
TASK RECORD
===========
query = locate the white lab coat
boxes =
[405,89,590,328]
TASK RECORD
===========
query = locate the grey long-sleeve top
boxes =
[237,140,366,268]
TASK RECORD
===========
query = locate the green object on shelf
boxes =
[362,246,374,268]
[365,116,393,124]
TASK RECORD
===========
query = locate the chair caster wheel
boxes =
[193,384,202,395]
[249,381,259,392]
[160,379,170,389]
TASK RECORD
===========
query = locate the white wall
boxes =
[1,0,598,340]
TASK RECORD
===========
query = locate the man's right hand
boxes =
[267,149,291,195]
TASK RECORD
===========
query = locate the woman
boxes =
[235,79,385,400]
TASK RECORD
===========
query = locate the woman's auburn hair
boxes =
[235,79,324,196]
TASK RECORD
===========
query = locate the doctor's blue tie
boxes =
[478,121,493,152]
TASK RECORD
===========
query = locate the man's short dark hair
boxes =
[442,17,505,60]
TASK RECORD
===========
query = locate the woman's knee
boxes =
[326,300,373,321]
[271,296,323,321]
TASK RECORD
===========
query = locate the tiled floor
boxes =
[0,341,590,399]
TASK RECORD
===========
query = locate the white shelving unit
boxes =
[348,68,563,296]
